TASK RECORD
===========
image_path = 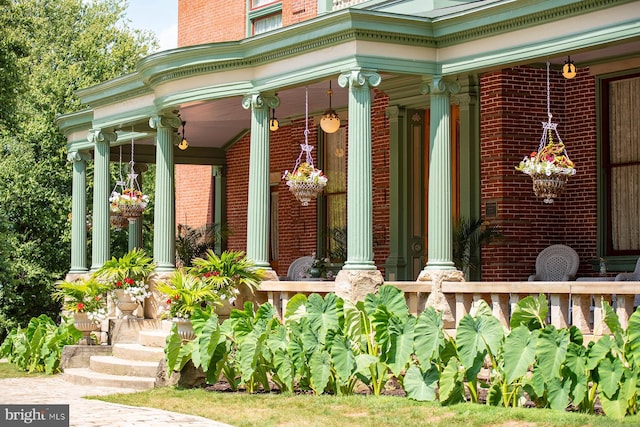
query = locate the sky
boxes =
[124,0,178,52]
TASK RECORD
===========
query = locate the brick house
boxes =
[59,0,640,289]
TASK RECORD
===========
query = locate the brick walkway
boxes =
[0,376,231,427]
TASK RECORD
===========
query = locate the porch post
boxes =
[128,163,147,251]
[149,115,180,272]
[212,165,226,254]
[68,150,91,274]
[242,93,279,276]
[417,76,464,326]
[334,69,384,301]
[422,76,460,271]
[88,129,116,270]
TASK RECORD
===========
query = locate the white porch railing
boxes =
[256,280,640,340]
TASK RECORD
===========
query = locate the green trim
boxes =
[56,109,93,137]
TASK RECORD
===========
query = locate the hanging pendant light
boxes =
[562,56,577,79]
[320,80,340,134]
[269,107,279,131]
[178,116,189,150]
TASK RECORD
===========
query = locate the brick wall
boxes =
[480,65,597,280]
[175,164,213,227]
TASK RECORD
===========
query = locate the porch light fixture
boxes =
[178,117,189,150]
[320,80,340,134]
[562,56,577,79]
[269,107,279,131]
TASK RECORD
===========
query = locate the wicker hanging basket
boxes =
[110,212,129,229]
[288,180,325,206]
[531,172,570,204]
[117,203,145,222]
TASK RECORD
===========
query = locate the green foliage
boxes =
[175,223,230,267]
[94,248,155,287]
[162,287,640,420]
[452,217,502,279]
[52,276,109,313]
[0,314,82,374]
[0,0,156,339]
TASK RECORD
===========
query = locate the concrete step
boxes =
[63,367,155,390]
[113,343,166,363]
[90,355,160,378]
[138,329,171,348]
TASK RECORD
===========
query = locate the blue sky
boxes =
[124,0,178,51]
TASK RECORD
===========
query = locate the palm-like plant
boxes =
[156,270,219,319]
[175,223,230,268]
[452,217,502,280]
[189,250,265,302]
[95,248,156,288]
[52,277,108,314]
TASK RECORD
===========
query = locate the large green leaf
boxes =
[627,308,640,367]
[599,389,628,420]
[284,293,307,322]
[586,335,612,371]
[564,342,588,404]
[546,377,571,411]
[306,293,340,345]
[456,313,503,378]
[237,332,259,385]
[403,364,439,402]
[331,334,356,384]
[414,307,444,366]
[536,326,569,381]
[597,356,624,398]
[387,316,415,376]
[510,293,548,330]
[165,324,184,376]
[439,357,466,405]
[364,285,408,319]
[309,350,332,395]
[273,348,294,392]
[197,315,221,372]
[341,299,366,347]
[503,326,538,384]
[354,353,378,384]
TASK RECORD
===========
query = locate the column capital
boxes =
[211,165,225,177]
[87,129,117,144]
[420,76,460,96]
[149,115,181,130]
[241,93,279,111]
[451,93,476,108]
[338,69,381,89]
[67,151,91,163]
[386,105,400,121]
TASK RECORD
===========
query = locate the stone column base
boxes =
[417,269,465,328]
[334,269,384,302]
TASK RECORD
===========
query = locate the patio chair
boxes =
[528,244,579,281]
[285,256,313,280]
[615,258,640,281]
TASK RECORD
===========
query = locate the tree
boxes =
[0,0,157,338]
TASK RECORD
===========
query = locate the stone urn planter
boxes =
[114,288,140,318]
[174,318,195,341]
[73,312,100,344]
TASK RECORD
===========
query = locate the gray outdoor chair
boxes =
[528,244,579,281]
[285,256,313,280]
[615,258,640,282]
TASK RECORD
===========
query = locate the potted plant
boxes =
[95,248,155,318]
[188,250,265,311]
[156,269,220,340]
[52,277,109,343]
[109,188,149,221]
[283,161,328,206]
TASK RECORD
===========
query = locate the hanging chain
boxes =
[538,61,568,158]
[127,128,140,191]
[291,86,315,172]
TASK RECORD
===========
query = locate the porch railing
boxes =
[255,280,640,340]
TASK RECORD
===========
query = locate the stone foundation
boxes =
[334,269,384,302]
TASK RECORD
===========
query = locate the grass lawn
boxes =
[0,361,47,379]
[92,386,640,427]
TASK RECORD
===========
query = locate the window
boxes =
[602,73,640,255]
[323,128,347,262]
[249,1,282,36]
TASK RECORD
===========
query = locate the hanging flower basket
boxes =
[110,211,129,229]
[284,162,328,206]
[110,188,149,222]
[516,126,575,204]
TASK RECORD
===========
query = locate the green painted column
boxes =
[338,70,381,270]
[212,165,226,254]
[128,163,147,251]
[242,93,279,269]
[68,150,91,273]
[150,115,180,271]
[89,129,116,270]
[422,76,460,271]
[383,105,406,280]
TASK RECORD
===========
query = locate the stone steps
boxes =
[63,319,172,390]
[63,367,156,390]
